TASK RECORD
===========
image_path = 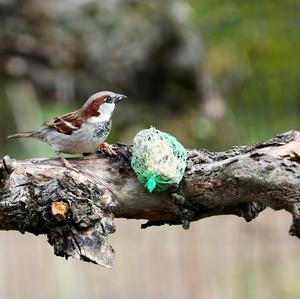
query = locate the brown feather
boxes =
[47,111,83,135]
[81,96,106,118]
[46,95,107,135]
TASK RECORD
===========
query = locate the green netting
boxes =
[131,127,188,192]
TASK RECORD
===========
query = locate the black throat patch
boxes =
[93,120,112,139]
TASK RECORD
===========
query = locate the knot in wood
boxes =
[51,201,69,221]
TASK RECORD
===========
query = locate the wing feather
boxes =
[46,111,83,135]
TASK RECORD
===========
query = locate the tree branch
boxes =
[0,131,299,267]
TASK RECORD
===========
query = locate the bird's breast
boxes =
[46,120,112,154]
[92,120,112,139]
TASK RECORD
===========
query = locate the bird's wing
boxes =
[46,110,84,135]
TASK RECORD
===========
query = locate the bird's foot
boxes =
[98,142,117,156]
[57,152,80,172]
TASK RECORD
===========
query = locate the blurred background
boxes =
[0,0,299,298]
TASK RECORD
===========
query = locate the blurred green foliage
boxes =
[189,0,299,146]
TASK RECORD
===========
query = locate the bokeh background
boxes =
[0,0,299,298]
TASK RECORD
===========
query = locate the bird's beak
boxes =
[114,94,127,103]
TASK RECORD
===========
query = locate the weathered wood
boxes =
[0,131,299,267]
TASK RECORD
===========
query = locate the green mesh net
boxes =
[131,128,188,192]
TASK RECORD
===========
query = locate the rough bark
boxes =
[0,131,299,267]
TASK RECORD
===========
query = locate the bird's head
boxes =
[81,91,127,119]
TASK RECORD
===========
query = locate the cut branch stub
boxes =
[51,201,69,221]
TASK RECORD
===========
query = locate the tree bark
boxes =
[0,131,299,267]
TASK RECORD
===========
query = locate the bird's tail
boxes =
[7,131,42,139]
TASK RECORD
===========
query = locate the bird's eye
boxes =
[106,96,112,103]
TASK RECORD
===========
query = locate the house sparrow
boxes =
[8,91,127,168]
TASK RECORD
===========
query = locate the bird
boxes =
[8,91,127,169]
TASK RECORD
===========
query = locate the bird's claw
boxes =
[63,161,81,173]
[98,143,117,156]
[57,152,81,173]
